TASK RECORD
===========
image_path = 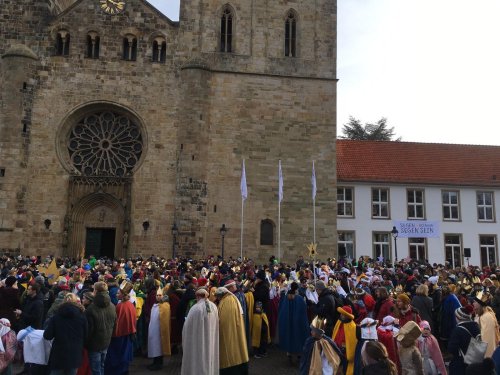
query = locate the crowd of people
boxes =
[0,253,500,375]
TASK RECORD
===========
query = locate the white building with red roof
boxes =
[337,139,500,267]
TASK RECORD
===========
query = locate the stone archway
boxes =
[68,192,126,259]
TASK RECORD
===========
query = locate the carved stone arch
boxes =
[284,8,299,21]
[119,27,142,39]
[49,23,71,40]
[147,31,167,44]
[67,192,127,259]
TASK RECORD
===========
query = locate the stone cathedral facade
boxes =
[0,0,337,261]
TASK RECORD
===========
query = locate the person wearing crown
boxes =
[147,287,171,370]
[300,316,343,375]
[104,281,137,374]
[473,291,500,358]
[332,306,360,375]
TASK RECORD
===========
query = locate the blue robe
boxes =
[235,290,249,342]
[440,294,461,340]
[278,293,310,354]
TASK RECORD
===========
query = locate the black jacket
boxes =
[84,291,117,352]
[44,302,88,370]
[362,361,396,375]
[20,291,44,329]
[253,280,271,315]
[312,289,337,336]
[448,320,481,375]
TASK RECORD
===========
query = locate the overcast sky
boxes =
[148,0,500,146]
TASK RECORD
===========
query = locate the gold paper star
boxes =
[307,243,317,258]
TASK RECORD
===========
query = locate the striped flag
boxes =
[278,160,283,203]
[241,159,248,200]
[311,160,317,200]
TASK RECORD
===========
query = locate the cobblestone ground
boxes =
[13,345,299,374]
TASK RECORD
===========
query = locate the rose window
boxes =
[68,111,143,177]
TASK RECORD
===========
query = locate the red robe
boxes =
[377,328,401,372]
[113,301,137,337]
[168,292,182,345]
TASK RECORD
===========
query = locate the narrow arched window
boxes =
[123,35,137,61]
[152,39,167,63]
[220,7,233,53]
[260,219,274,246]
[86,33,100,59]
[285,11,297,57]
[55,31,70,56]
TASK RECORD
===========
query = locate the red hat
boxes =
[198,278,208,287]
[191,277,198,286]
[337,305,355,320]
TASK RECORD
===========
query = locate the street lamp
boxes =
[171,223,178,259]
[220,224,227,260]
[391,226,399,267]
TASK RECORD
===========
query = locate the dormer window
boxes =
[220,6,233,53]
[152,38,166,63]
[123,34,137,61]
[285,10,297,57]
[86,32,100,59]
[55,30,70,56]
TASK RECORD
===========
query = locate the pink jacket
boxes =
[417,334,446,375]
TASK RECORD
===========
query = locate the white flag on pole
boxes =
[278,160,283,203]
[241,159,248,200]
[311,160,317,200]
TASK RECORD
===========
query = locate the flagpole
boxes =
[278,200,281,261]
[278,160,283,261]
[241,197,244,260]
[312,160,317,284]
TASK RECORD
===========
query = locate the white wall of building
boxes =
[337,183,500,266]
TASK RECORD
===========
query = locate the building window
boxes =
[152,39,167,63]
[338,231,354,260]
[442,190,460,221]
[445,234,462,268]
[55,30,70,56]
[86,33,100,59]
[373,232,390,262]
[220,7,233,53]
[0,168,5,177]
[123,35,137,61]
[260,219,274,245]
[337,187,353,217]
[372,188,389,219]
[285,10,297,57]
[480,235,497,267]
[407,189,425,219]
[477,191,494,222]
[409,237,426,261]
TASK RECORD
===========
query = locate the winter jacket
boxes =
[0,287,20,326]
[84,291,117,352]
[411,295,433,329]
[312,288,337,336]
[374,297,394,322]
[253,280,271,315]
[448,320,481,375]
[44,302,87,370]
[19,291,44,329]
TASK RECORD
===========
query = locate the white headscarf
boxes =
[0,318,12,352]
[360,318,378,340]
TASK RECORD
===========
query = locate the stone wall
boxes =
[0,0,337,262]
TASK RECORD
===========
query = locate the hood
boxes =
[93,291,111,308]
[58,302,84,318]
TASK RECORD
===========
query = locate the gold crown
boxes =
[475,291,491,305]
[311,316,326,331]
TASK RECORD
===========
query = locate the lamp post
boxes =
[220,224,227,260]
[391,226,399,267]
[171,223,178,259]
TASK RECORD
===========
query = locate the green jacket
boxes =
[84,291,117,352]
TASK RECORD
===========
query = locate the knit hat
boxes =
[83,292,94,302]
[397,293,411,305]
[337,305,355,320]
[5,276,17,287]
[315,280,327,291]
[455,305,473,321]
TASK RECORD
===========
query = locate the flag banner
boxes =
[311,160,317,200]
[241,159,248,200]
[394,220,440,238]
[278,160,283,203]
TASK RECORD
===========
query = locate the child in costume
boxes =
[396,321,424,375]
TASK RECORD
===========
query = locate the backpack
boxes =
[458,325,488,364]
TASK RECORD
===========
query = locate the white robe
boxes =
[16,329,52,365]
[181,298,219,375]
[148,304,162,358]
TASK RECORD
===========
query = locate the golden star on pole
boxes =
[307,243,317,258]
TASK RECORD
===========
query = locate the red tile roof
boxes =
[337,140,500,187]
